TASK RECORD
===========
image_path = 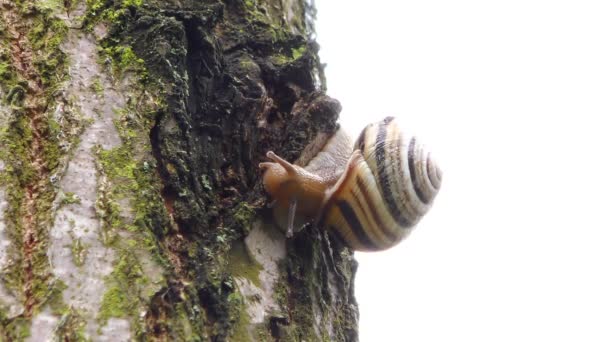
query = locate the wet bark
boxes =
[0,0,358,341]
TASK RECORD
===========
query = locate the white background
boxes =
[315,1,608,341]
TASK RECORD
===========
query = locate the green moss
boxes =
[35,0,63,11]
[90,77,104,95]
[123,0,143,7]
[172,303,196,340]
[96,145,137,194]
[102,45,146,74]
[93,167,122,245]
[86,0,105,13]
[239,0,298,46]
[84,0,144,33]
[95,143,170,246]
[244,0,255,9]
[0,110,37,299]
[244,0,279,29]
[1,317,31,340]
[291,46,306,60]
[95,94,172,250]
[270,45,308,66]
[228,291,253,342]
[87,38,173,337]
[70,236,87,267]
[27,10,68,90]
[99,286,128,320]
[233,202,256,232]
[46,279,69,315]
[6,85,26,107]
[1,113,35,186]
[227,241,262,288]
[0,61,12,81]
[99,251,146,322]
[52,309,89,341]
[61,191,81,205]
[0,3,70,320]
[200,174,212,191]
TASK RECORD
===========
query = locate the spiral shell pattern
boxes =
[319,117,442,251]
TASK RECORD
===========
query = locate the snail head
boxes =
[259,151,329,235]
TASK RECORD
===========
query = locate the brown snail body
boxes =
[259,117,442,251]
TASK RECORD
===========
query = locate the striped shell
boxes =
[317,117,442,251]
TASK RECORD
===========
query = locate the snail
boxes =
[259,117,442,251]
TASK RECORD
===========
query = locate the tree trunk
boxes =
[0,0,358,341]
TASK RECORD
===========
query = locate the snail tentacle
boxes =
[266,151,297,174]
[286,197,297,238]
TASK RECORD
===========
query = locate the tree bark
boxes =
[0,0,358,341]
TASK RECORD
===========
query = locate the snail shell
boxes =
[259,116,442,251]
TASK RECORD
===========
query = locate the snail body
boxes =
[259,117,442,252]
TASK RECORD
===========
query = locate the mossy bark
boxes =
[0,0,358,341]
